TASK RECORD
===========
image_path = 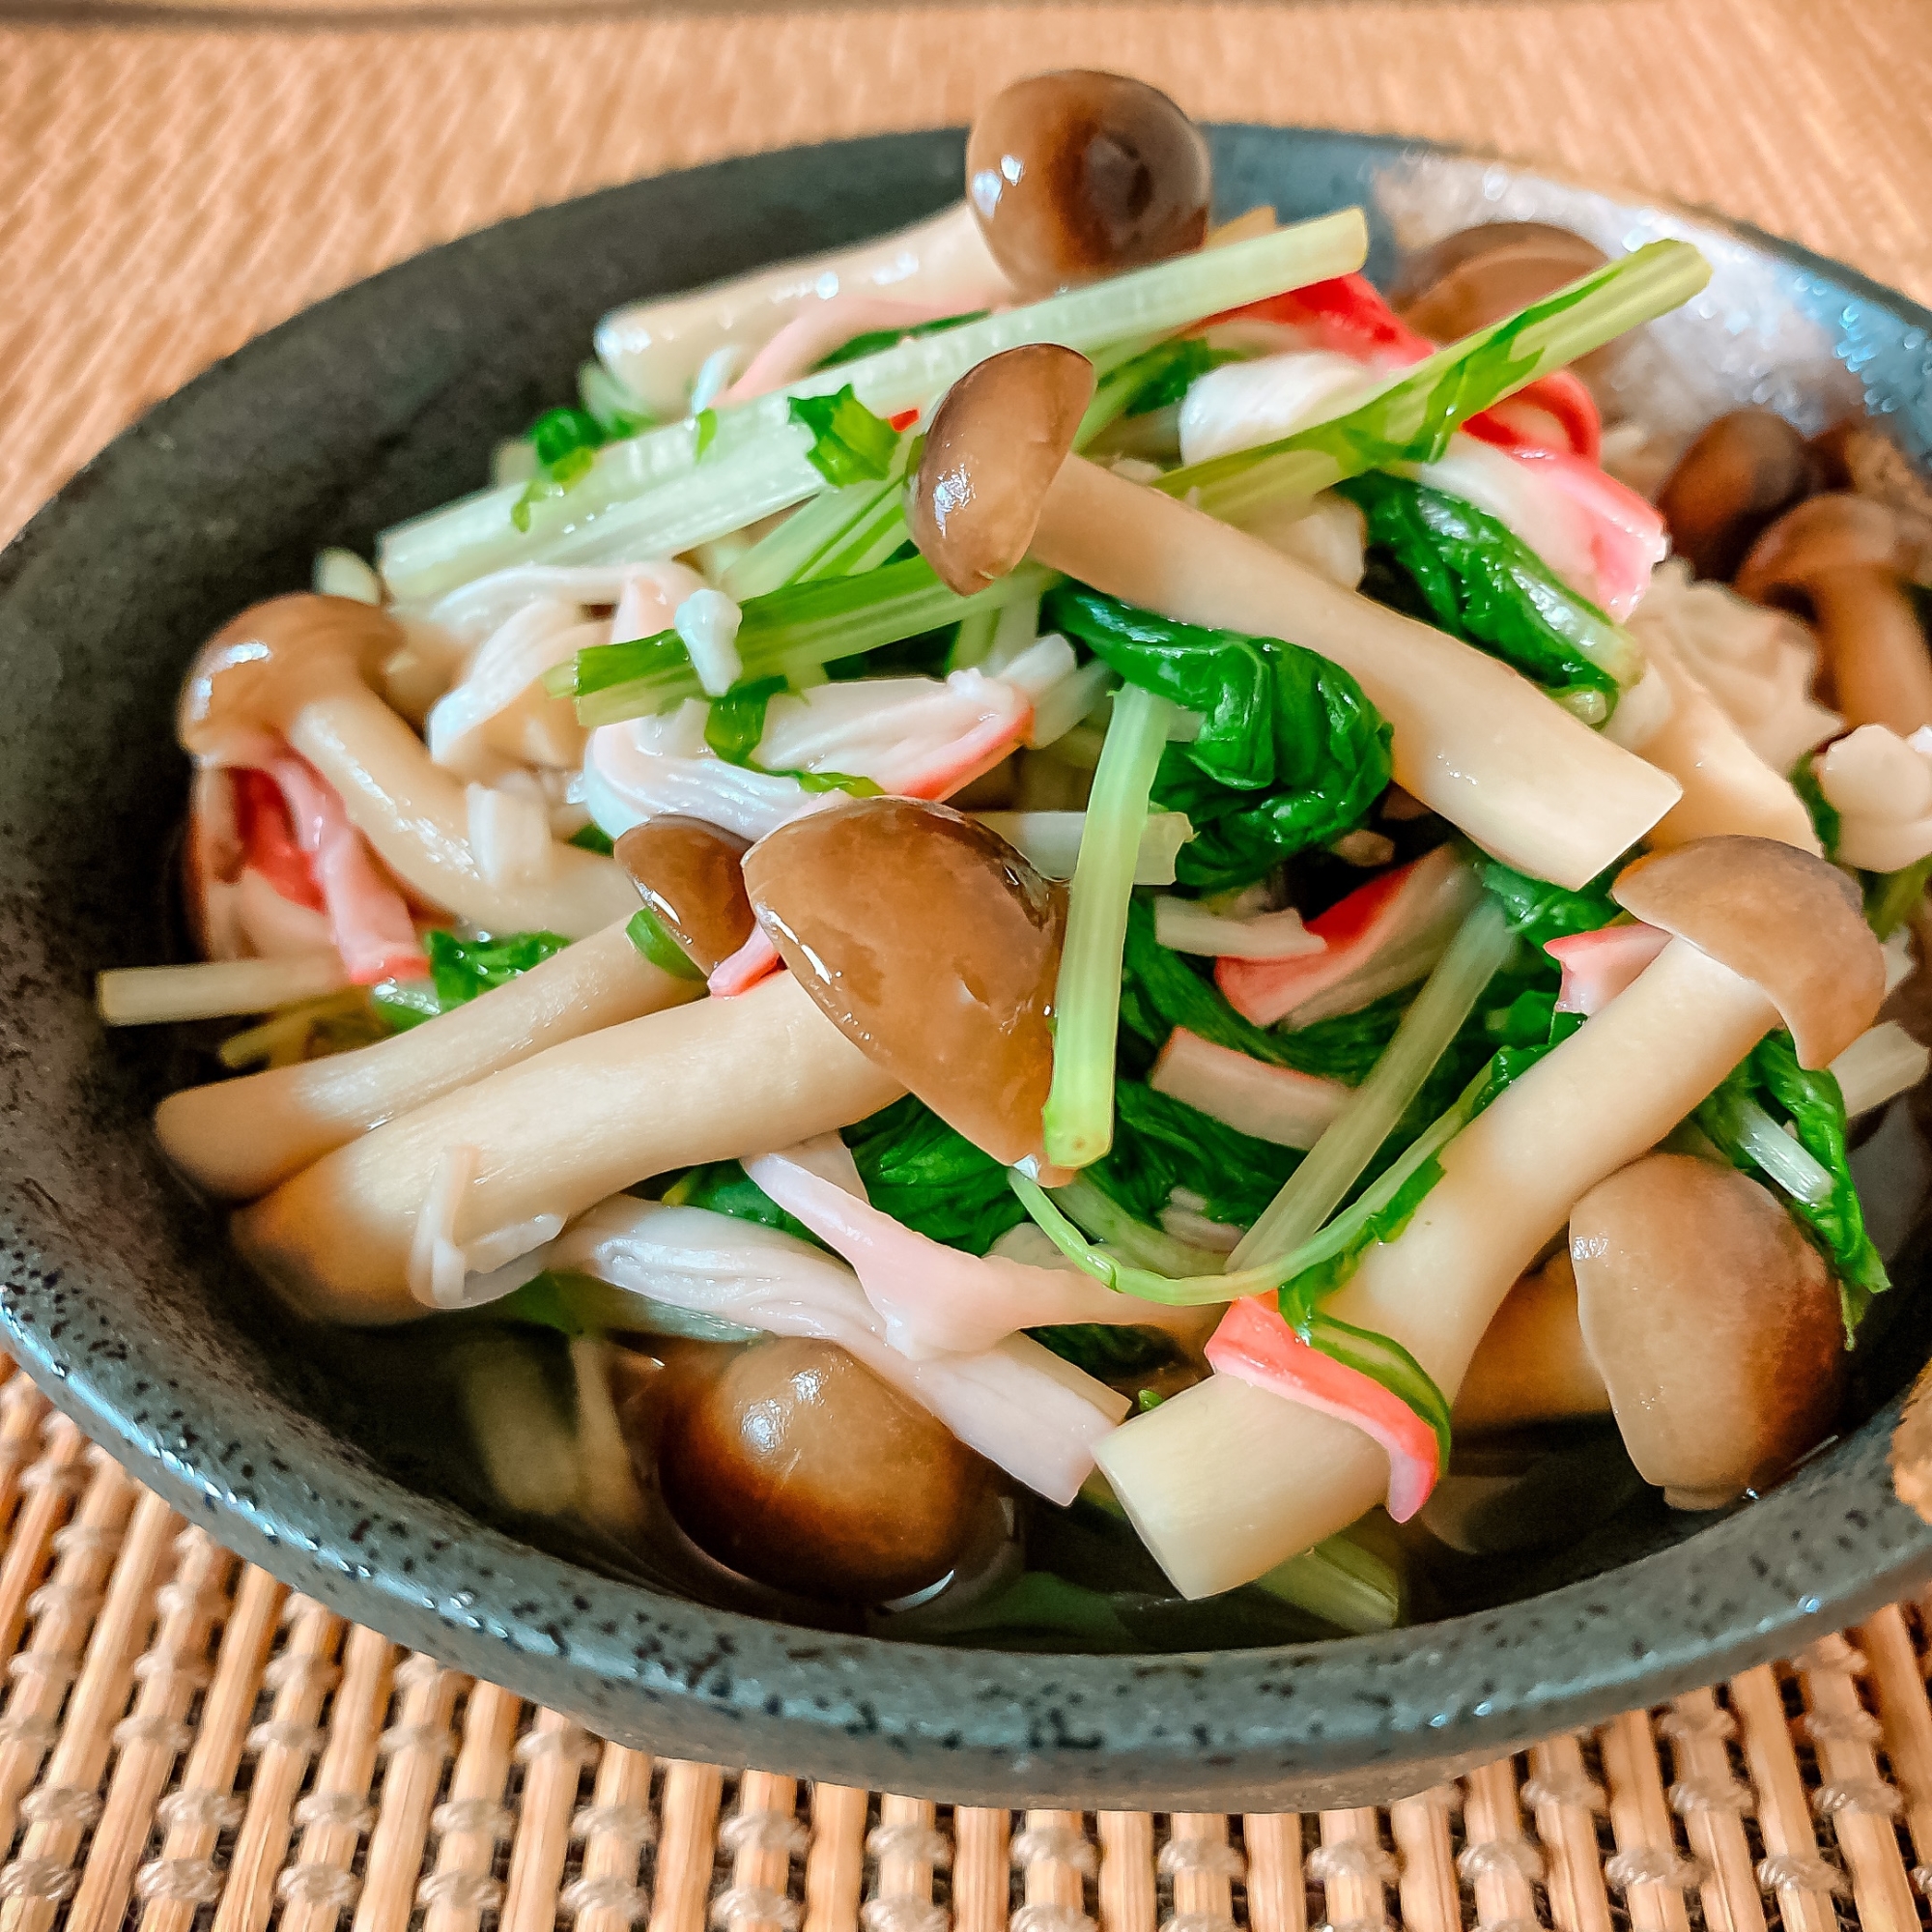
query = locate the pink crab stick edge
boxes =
[1204,1293,1441,1522]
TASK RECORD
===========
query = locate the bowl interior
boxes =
[3,126,1932,1806]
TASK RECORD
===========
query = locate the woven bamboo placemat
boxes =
[7,3,1932,1922]
[2,0,1932,548]
[0,1353,1918,1931]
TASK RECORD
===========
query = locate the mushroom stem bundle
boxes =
[234,970,904,1325]
[182,596,639,938]
[156,920,700,1202]
[1029,457,1681,889]
[1096,838,1884,1597]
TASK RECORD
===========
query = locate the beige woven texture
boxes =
[0,1360,1918,1932]
[6,4,1932,1919]
[3,0,1932,546]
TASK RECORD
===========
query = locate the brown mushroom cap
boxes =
[966,71,1211,299]
[1656,409,1819,582]
[908,345,1095,597]
[1611,836,1884,1067]
[1571,1152,1844,1510]
[1392,221,1609,346]
[1734,490,1909,598]
[1734,493,1932,736]
[744,796,1064,1164]
[179,594,404,760]
[614,817,753,975]
[659,1337,996,1602]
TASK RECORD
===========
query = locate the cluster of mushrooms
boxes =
[133,70,1932,1613]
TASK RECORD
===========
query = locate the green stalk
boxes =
[1047,1174,1230,1276]
[554,559,1055,726]
[380,212,1368,603]
[1041,683,1178,1167]
[1252,1527,1404,1634]
[1161,240,1712,526]
[1009,1108,1463,1306]
[1229,895,1516,1268]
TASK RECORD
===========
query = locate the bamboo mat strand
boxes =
[2,0,1932,549]
[0,1371,1918,1928]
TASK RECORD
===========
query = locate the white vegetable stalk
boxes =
[1098,937,1784,1598]
[99,952,349,1026]
[156,920,699,1202]
[379,212,1370,603]
[974,811,1193,885]
[1833,1022,1931,1119]
[1153,895,1322,960]
[1029,458,1682,890]
[1730,1097,1834,1207]
[233,971,904,1324]
[1231,895,1514,1269]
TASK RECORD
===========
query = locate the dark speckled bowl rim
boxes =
[5,126,1932,1809]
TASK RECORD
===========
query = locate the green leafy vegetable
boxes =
[1045,585,1393,893]
[1043,682,1178,1167]
[787,386,900,486]
[624,905,704,980]
[1479,855,1623,946]
[1340,473,1637,715]
[815,310,988,369]
[1694,1031,1889,1337]
[694,408,719,461]
[567,823,615,855]
[1791,756,1841,857]
[842,1096,1029,1256]
[1107,336,1240,416]
[1088,1080,1302,1231]
[1869,854,1932,940]
[696,673,882,797]
[553,555,1051,726]
[1161,241,1711,525]
[1118,896,1407,1083]
[1030,1323,1173,1377]
[370,929,572,1030]
[661,1163,814,1242]
[510,406,629,533]
[1298,1310,1454,1478]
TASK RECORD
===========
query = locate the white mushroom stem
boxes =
[155,919,700,1202]
[1614,637,1820,854]
[284,686,637,936]
[1029,457,1681,889]
[1094,935,1780,1599]
[233,971,904,1326]
[594,202,1013,417]
[98,952,348,1026]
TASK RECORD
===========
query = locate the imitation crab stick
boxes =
[1096,838,1884,1598]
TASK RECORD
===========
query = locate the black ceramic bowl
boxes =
[5,128,1932,1810]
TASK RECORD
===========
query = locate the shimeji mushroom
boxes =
[1656,410,1819,582]
[181,594,638,937]
[1737,494,1932,736]
[1451,1249,1610,1435]
[155,918,701,1202]
[1025,455,1681,889]
[1569,1152,1843,1508]
[1095,836,1883,1599]
[232,970,903,1325]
